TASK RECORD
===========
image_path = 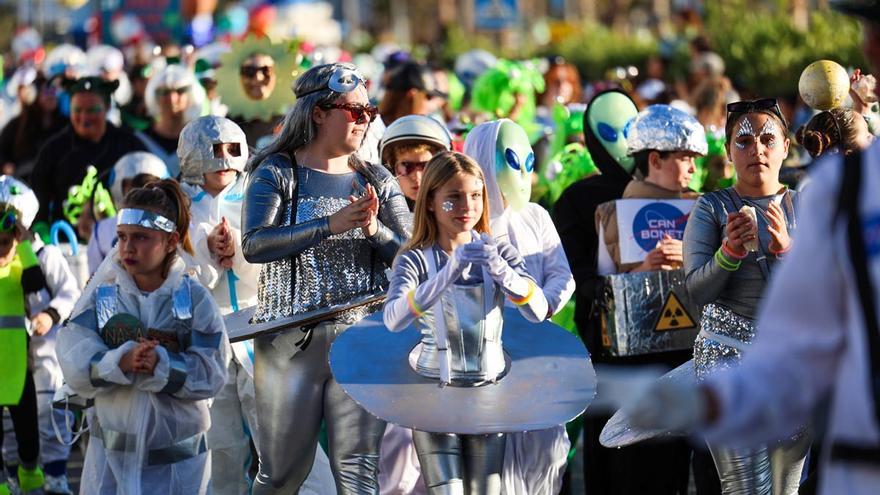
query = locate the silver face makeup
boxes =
[441,201,454,212]
[759,119,779,148]
[734,117,755,150]
[475,179,484,189]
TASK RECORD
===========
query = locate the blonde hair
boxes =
[404,151,491,251]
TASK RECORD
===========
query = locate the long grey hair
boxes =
[248,62,364,171]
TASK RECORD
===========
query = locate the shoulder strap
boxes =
[725,188,772,281]
[839,150,880,430]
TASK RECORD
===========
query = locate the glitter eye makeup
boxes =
[734,117,755,150]
[441,201,454,212]
[759,119,779,148]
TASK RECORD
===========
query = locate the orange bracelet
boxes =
[407,290,425,317]
[508,280,536,306]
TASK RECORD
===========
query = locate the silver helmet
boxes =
[178,116,249,186]
[627,104,708,156]
[0,176,38,230]
[110,152,171,205]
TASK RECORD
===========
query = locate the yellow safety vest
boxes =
[0,241,38,405]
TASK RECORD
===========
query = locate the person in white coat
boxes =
[464,119,576,494]
[0,176,81,495]
[178,115,336,495]
[57,180,228,494]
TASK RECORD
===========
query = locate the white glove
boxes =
[625,379,709,433]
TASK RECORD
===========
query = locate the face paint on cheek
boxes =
[735,117,756,150]
[441,201,454,212]
[759,119,779,149]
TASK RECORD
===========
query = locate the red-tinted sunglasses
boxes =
[319,103,378,124]
[396,160,429,176]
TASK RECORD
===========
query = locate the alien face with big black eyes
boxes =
[586,91,638,173]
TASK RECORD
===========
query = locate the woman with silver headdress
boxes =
[683,99,808,494]
[242,62,410,493]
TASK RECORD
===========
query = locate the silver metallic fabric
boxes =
[600,359,695,448]
[416,247,506,384]
[707,444,772,495]
[171,276,193,321]
[683,189,798,320]
[95,284,118,330]
[329,306,596,435]
[117,208,176,233]
[242,153,410,323]
[91,419,208,466]
[412,431,506,495]
[626,104,708,156]
[178,116,249,186]
[694,303,755,379]
[601,269,701,356]
[0,176,38,229]
[251,320,386,494]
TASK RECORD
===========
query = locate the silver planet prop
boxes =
[600,359,695,448]
[223,293,385,343]
[329,306,596,435]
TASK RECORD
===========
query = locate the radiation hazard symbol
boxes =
[654,293,696,331]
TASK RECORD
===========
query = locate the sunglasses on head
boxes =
[319,102,378,125]
[240,65,274,79]
[396,160,429,176]
[156,86,189,97]
[297,66,367,98]
[726,98,787,127]
[0,209,17,233]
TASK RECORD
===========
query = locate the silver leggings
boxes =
[412,431,506,495]
[252,321,387,494]
[708,432,811,495]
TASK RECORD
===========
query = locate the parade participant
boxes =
[552,88,641,495]
[178,115,336,495]
[0,177,80,495]
[379,114,452,207]
[464,119,576,494]
[796,107,874,158]
[137,65,206,176]
[375,114,451,494]
[0,75,66,178]
[625,4,880,493]
[378,63,447,127]
[680,98,807,494]
[0,179,52,495]
[216,35,297,150]
[87,152,170,274]
[595,105,707,494]
[242,62,409,494]
[382,151,548,494]
[57,179,228,494]
[31,77,146,229]
[596,105,705,275]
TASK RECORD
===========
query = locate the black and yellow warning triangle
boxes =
[654,292,696,331]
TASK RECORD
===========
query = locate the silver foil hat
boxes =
[627,104,708,156]
[117,208,176,233]
[178,116,249,186]
[0,176,38,229]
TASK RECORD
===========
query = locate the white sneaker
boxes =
[42,475,70,495]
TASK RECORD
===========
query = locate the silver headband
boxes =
[117,208,176,233]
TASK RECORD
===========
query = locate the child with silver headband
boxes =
[57,180,229,494]
[0,176,80,495]
[178,115,335,495]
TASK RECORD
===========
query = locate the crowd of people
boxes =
[0,2,878,495]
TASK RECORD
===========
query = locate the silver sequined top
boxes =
[683,188,798,320]
[242,153,411,324]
